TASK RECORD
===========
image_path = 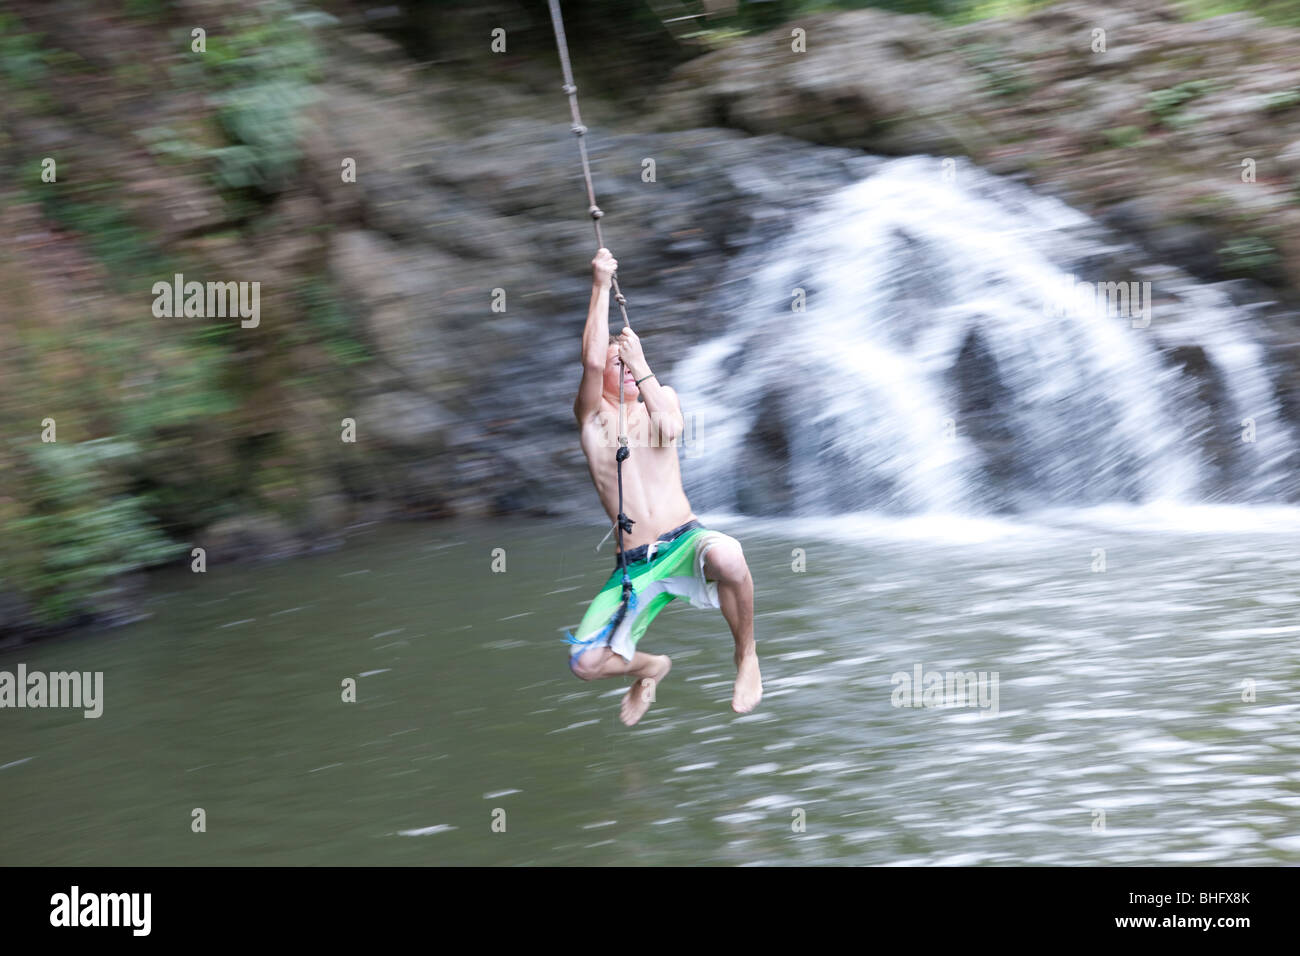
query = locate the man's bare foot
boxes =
[732,653,762,714]
[620,655,671,727]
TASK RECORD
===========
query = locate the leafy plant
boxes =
[1,439,177,626]
[1102,126,1143,149]
[298,276,371,367]
[1218,235,1280,278]
[0,13,48,88]
[959,40,1033,98]
[1264,88,1300,112]
[196,3,334,195]
[34,188,159,287]
[1145,79,1216,129]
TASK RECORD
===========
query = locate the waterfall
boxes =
[674,157,1295,515]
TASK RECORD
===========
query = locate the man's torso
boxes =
[578,398,694,551]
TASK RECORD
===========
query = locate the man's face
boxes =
[603,344,638,400]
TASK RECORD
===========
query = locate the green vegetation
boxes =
[198,4,332,195]
[0,12,48,88]
[957,39,1033,98]
[1175,0,1300,27]
[1101,126,1143,150]
[124,0,170,19]
[1145,80,1216,130]
[1218,235,1281,279]
[648,0,1300,35]
[1,440,176,625]
[297,276,371,368]
[34,185,163,289]
[1264,88,1300,112]
[96,3,338,200]
[0,12,59,112]
[0,2,358,633]
[679,0,1054,29]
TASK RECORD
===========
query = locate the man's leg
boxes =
[570,646,672,726]
[702,539,763,713]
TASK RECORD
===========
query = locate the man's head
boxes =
[602,337,638,402]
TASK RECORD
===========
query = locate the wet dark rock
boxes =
[948,327,1018,500]
[1161,344,1237,498]
[197,514,303,563]
[735,388,796,516]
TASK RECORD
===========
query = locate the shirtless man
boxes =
[567,248,762,726]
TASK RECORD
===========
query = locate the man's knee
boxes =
[704,539,749,586]
[569,648,604,681]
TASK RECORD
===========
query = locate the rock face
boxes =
[197,514,302,563]
[648,1,1300,306]
[947,327,1018,508]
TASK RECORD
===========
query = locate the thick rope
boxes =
[547,0,637,618]
[546,0,632,331]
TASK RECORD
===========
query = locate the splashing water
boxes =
[676,157,1295,515]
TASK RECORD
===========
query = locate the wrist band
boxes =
[635,373,656,386]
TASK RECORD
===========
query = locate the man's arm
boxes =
[615,327,684,443]
[574,249,617,424]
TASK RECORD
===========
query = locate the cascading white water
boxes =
[674,157,1295,515]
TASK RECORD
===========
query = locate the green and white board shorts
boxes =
[566,519,737,664]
